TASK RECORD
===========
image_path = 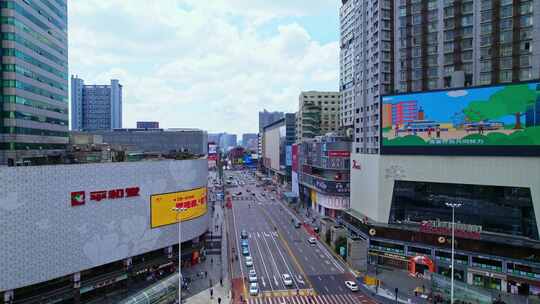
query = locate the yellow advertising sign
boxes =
[150,187,208,228]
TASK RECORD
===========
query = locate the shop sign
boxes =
[313,179,350,194]
[370,250,408,261]
[420,220,482,239]
[71,187,140,206]
[328,150,350,158]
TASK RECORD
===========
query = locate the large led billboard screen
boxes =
[150,187,207,228]
[381,82,540,156]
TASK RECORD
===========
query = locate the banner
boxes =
[150,187,207,228]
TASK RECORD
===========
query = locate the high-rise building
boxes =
[296,91,341,142]
[258,110,284,157]
[340,0,394,155]
[241,133,258,152]
[70,76,123,131]
[219,133,237,151]
[342,0,540,156]
[259,110,284,133]
[136,121,159,129]
[0,0,69,165]
[395,1,540,91]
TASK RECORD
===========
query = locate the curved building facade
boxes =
[0,159,208,303]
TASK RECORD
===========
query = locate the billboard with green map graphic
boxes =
[381,81,540,155]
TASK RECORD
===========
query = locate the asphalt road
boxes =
[224,169,360,298]
[227,171,306,294]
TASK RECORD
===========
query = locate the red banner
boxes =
[328,151,350,158]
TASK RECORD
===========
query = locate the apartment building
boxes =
[295,91,341,142]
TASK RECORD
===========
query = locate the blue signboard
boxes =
[286,145,292,166]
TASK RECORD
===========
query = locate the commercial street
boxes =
[225,169,376,304]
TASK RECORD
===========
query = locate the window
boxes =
[389,181,538,240]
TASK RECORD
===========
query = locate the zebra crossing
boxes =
[248,293,374,304]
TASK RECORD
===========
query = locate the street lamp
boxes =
[445,202,462,304]
[172,207,188,303]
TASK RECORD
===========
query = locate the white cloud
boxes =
[69,1,339,135]
[447,90,469,98]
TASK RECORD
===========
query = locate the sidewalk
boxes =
[184,194,231,304]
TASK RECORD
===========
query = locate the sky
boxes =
[69,1,340,136]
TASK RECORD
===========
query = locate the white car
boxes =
[249,269,257,282]
[307,237,317,245]
[345,281,359,291]
[245,256,253,267]
[282,274,293,286]
[249,282,259,295]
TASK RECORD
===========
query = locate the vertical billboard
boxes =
[291,144,299,195]
[381,82,540,155]
[150,187,207,228]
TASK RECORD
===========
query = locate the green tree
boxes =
[463,84,538,129]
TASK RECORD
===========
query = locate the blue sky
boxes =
[69,1,340,136]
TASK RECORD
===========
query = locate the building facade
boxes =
[259,110,284,158]
[0,159,209,303]
[258,110,284,133]
[136,121,159,129]
[346,82,540,297]
[0,0,69,165]
[241,133,258,152]
[70,76,123,132]
[262,114,296,185]
[297,134,351,218]
[342,0,540,156]
[219,133,237,152]
[296,91,341,142]
[85,128,208,155]
[395,0,540,92]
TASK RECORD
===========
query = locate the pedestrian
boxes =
[210,288,213,299]
[211,258,213,264]
[204,271,208,278]
[220,277,223,287]
[218,297,222,304]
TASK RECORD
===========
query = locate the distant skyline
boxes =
[69,1,340,136]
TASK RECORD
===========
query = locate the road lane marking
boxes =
[311,265,315,271]
[270,234,300,290]
[324,286,329,293]
[318,276,322,281]
[261,229,285,289]
[253,234,272,291]
[317,243,345,272]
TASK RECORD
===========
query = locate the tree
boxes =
[463,84,538,129]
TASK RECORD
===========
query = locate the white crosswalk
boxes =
[248,294,370,304]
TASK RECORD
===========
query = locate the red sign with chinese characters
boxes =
[328,151,350,158]
[71,187,140,206]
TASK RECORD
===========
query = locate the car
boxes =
[236,192,242,195]
[241,230,248,239]
[245,256,253,267]
[282,273,293,286]
[308,237,317,245]
[261,193,265,197]
[246,189,250,193]
[294,221,301,228]
[249,269,257,282]
[249,283,259,295]
[345,281,359,291]
[313,227,320,234]
[241,239,249,248]
[242,246,249,256]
